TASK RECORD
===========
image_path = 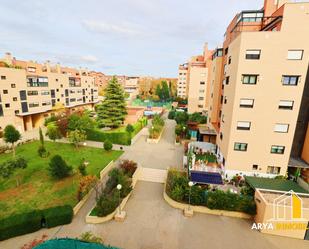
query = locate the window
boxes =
[225,76,230,85]
[282,75,300,86]
[224,64,227,74]
[239,12,263,22]
[242,74,258,84]
[225,47,228,55]
[271,145,285,154]
[267,166,281,174]
[14,110,19,115]
[0,105,3,116]
[252,164,258,170]
[200,81,205,85]
[240,98,254,108]
[199,97,204,101]
[279,100,294,110]
[287,50,303,60]
[70,98,76,102]
[198,104,203,108]
[220,132,223,140]
[13,97,17,101]
[228,56,231,64]
[42,101,51,106]
[11,84,16,88]
[27,67,36,73]
[245,50,261,60]
[41,90,50,95]
[1,76,6,80]
[234,142,248,151]
[274,124,289,133]
[5,103,10,108]
[237,121,251,130]
[3,90,8,94]
[27,76,48,87]
[27,91,38,96]
[224,97,227,104]
[29,102,39,108]
[199,89,205,93]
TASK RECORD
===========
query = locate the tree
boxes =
[46,122,62,142]
[0,157,27,186]
[103,139,113,151]
[4,125,21,158]
[38,127,48,158]
[174,112,189,124]
[48,155,72,179]
[126,124,134,137]
[68,130,86,148]
[96,77,127,128]
[68,113,94,132]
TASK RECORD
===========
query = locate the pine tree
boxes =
[96,77,127,128]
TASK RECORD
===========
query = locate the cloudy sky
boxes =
[0,0,261,77]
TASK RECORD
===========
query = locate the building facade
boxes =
[177,63,188,98]
[0,53,99,133]
[184,0,309,178]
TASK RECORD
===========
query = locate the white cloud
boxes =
[80,55,98,63]
[82,20,141,36]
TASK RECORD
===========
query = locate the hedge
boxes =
[0,210,42,241]
[86,129,131,145]
[0,205,73,241]
[43,205,73,228]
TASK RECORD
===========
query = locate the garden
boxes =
[148,114,165,140]
[90,160,137,217]
[165,169,256,215]
[0,139,123,240]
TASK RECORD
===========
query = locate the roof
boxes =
[245,176,308,194]
[34,239,120,249]
[289,157,309,169]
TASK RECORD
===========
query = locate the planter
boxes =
[163,183,252,219]
[73,160,115,216]
[85,166,141,224]
[147,126,165,144]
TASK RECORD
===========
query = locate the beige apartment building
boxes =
[0,53,99,133]
[185,0,309,179]
[177,63,188,98]
[178,44,212,113]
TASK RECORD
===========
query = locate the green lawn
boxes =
[0,141,123,218]
[245,176,308,194]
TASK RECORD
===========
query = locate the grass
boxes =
[245,176,308,194]
[0,141,123,219]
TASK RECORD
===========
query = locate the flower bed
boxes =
[165,169,256,215]
[86,160,138,223]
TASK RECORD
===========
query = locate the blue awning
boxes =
[190,171,223,185]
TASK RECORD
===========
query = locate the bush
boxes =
[44,115,58,126]
[77,175,97,201]
[48,155,72,179]
[78,161,87,176]
[120,160,137,177]
[38,145,49,158]
[174,112,188,124]
[95,192,119,217]
[125,124,134,134]
[86,129,131,145]
[0,211,42,241]
[79,231,103,244]
[188,112,207,124]
[42,205,73,228]
[168,110,176,119]
[104,140,113,151]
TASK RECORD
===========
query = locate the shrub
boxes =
[95,192,119,217]
[46,122,62,142]
[125,124,134,135]
[104,140,113,151]
[120,160,137,177]
[68,130,86,148]
[78,161,87,176]
[86,129,131,145]
[77,175,98,201]
[44,115,58,126]
[174,112,188,124]
[0,211,42,241]
[48,155,72,179]
[188,112,207,124]
[42,205,73,228]
[105,168,132,197]
[79,231,103,244]
[38,145,49,158]
[168,110,176,119]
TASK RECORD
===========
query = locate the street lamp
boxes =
[188,181,194,210]
[182,126,186,139]
[116,184,122,215]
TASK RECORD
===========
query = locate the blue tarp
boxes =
[34,239,120,249]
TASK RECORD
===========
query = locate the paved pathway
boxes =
[1,117,309,249]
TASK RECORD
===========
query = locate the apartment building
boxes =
[0,53,99,133]
[185,0,309,178]
[177,63,188,98]
[178,44,212,113]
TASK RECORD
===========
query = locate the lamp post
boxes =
[116,184,122,215]
[188,181,194,210]
[182,126,186,139]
